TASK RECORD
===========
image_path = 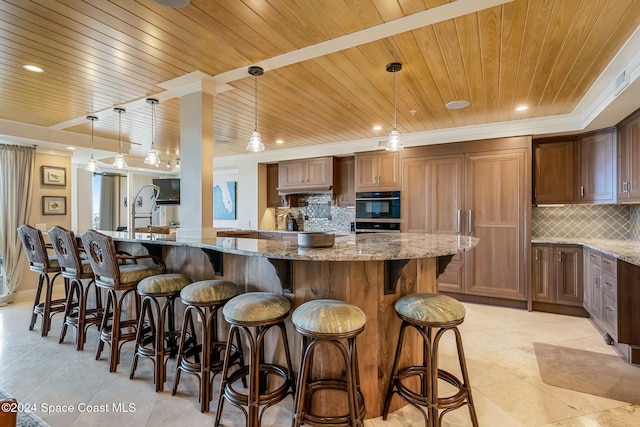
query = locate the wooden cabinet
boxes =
[584,249,618,341]
[533,138,577,204]
[401,139,529,302]
[267,163,284,207]
[335,156,355,207]
[617,110,640,201]
[532,244,583,307]
[278,157,334,192]
[579,129,616,203]
[465,150,527,300]
[402,155,465,292]
[355,151,399,191]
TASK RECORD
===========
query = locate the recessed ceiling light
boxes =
[153,0,190,7]
[516,105,528,111]
[276,139,284,144]
[445,100,470,110]
[23,65,44,73]
[373,125,382,131]
[66,146,75,150]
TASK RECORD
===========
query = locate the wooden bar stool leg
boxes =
[29,274,45,331]
[382,321,408,419]
[452,327,479,427]
[59,278,80,344]
[96,289,113,361]
[172,306,194,396]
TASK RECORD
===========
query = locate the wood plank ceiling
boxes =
[0,0,639,163]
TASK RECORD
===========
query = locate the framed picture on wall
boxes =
[42,196,67,215]
[41,165,66,186]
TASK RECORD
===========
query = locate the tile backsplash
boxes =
[532,205,631,240]
[276,194,355,232]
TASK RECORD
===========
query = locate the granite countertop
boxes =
[532,237,640,267]
[104,231,479,262]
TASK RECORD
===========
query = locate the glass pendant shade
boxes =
[385,62,404,151]
[246,66,265,152]
[113,107,127,169]
[144,98,161,165]
[85,115,100,172]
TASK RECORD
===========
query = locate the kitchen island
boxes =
[106,230,479,418]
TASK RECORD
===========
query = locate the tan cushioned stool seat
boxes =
[223,292,290,323]
[292,299,366,334]
[65,259,93,275]
[137,273,193,295]
[33,255,59,269]
[99,264,162,285]
[180,280,239,305]
[395,293,465,323]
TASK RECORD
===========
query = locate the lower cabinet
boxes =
[532,244,583,309]
[584,248,618,342]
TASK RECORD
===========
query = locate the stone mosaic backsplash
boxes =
[532,204,630,240]
[630,205,640,241]
[276,194,355,232]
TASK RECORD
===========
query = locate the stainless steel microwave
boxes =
[355,191,400,219]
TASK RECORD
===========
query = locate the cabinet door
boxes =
[279,160,305,187]
[580,130,615,203]
[376,152,400,190]
[618,116,640,201]
[336,156,355,207]
[305,157,330,186]
[533,140,576,204]
[355,153,378,189]
[401,159,430,233]
[465,150,527,300]
[589,262,603,320]
[602,290,618,341]
[267,163,282,207]
[555,245,583,306]
[532,245,553,302]
[431,156,464,234]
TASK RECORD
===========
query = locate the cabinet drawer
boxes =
[601,272,617,294]
[589,250,601,266]
[601,255,616,277]
[602,290,618,340]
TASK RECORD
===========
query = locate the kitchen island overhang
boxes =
[105,231,479,419]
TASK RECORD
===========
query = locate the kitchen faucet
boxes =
[130,184,160,236]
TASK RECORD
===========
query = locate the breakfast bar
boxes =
[107,230,479,419]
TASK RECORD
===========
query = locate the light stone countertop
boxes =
[532,237,640,267]
[102,231,479,262]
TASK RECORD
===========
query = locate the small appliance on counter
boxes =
[287,214,299,231]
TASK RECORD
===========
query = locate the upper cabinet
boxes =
[355,151,400,191]
[335,156,355,207]
[267,163,283,207]
[617,109,640,202]
[579,129,616,204]
[533,138,577,204]
[277,156,334,193]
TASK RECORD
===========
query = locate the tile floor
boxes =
[1,300,639,426]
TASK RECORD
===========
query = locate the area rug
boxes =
[0,387,49,427]
[533,342,640,405]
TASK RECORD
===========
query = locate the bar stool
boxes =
[80,229,165,372]
[48,226,103,351]
[17,224,66,337]
[382,293,478,427]
[292,299,366,427]
[129,273,193,391]
[214,292,295,427]
[172,279,244,413]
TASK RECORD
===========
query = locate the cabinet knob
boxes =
[605,281,613,287]
[580,186,585,198]
[558,251,562,262]
[605,306,614,312]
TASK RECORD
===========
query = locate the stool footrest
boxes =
[300,379,366,426]
[223,363,292,408]
[394,366,469,409]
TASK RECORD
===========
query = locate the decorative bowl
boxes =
[297,232,335,248]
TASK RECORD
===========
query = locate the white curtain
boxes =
[99,174,118,230]
[0,144,35,304]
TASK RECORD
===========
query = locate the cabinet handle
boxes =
[534,188,537,201]
[558,251,562,262]
[456,210,461,233]
[468,210,472,235]
[605,306,614,312]
[595,276,600,288]
[535,249,539,261]
[580,186,585,198]
[377,176,380,184]
[623,181,628,193]
[605,281,613,288]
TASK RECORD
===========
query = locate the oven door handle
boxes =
[355,197,400,201]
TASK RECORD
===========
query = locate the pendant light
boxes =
[144,98,161,166]
[385,62,403,151]
[85,115,99,172]
[246,66,265,152]
[113,107,128,169]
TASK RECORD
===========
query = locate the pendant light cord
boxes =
[254,73,259,131]
[392,69,397,130]
[90,117,95,157]
[118,109,122,154]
